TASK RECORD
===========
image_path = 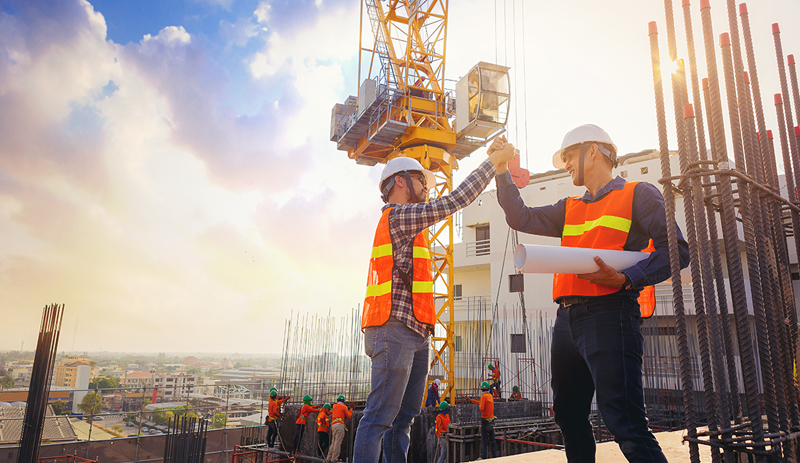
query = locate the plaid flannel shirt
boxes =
[383,159,497,337]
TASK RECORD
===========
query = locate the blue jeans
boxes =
[434,436,448,463]
[353,318,430,463]
[551,296,667,463]
[480,419,497,459]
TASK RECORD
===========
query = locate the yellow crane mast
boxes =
[330,0,510,403]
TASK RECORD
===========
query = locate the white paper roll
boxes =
[513,244,650,274]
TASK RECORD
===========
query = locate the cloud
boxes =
[219,16,261,48]
[142,25,190,45]
[189,0,234,12]
[254,2,270,25]
[0,0,377,354]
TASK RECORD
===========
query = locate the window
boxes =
[453,284,463,300]
[510,334,526,353]
[640,166,648,175]
[620,170,628,178]
[455,336,463,352]
[540,186,546,191]
[509,274,524,293]
[475,225,490,256]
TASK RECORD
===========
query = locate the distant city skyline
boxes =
[2,0,798,353]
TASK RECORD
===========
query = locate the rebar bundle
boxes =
[651,1,800,460]
[17,304,64,463]
[278,309,370,404]
[163,415,208,463]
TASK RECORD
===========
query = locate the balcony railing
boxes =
[453,295,492,311]
[465,239,491,257]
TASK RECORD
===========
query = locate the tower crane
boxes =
[330,0,511,403]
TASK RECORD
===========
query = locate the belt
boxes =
[558,296,593,307]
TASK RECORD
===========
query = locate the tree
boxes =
[152,409,174,426]
[212,413,227,429]
[0,375,13,388]
[89,376,120,391]
[111,425,124,435]
[78,391,103,416]
[51,399,67,415]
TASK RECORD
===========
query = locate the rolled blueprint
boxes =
[513,244,651,274]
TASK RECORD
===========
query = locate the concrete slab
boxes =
[69,418,118,441]
[486,430,713,463]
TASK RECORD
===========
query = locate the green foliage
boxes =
[51,400,67,415]
[212,413,227,429]
[78,392,103,415]
[152,409,174,426]
[0,375,13,388]
[89,375,120,391]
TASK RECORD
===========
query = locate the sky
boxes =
[1,0,798,354]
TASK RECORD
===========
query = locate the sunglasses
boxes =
[408,172,427,188]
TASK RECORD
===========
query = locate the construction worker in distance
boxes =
[292,394,320,455]
[434,401,451,463]
[487,363,501,398]
[266,388,290,448]
[316,403,332,459]
[494,125,689,463]
[326,395,353,462]
[425,378,441,407]
[509,386,522,401]
[467,381,497,459]
[354,139,516,463]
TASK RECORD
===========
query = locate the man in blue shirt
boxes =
[494,125,689,463]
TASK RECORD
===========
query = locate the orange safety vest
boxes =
[316,409,330,433]
[296,404,320,425]
[553,181,655,317]
[330,403,352,425]
[435,413,451,437]
[362,207,435,329]
[268,396,289,422]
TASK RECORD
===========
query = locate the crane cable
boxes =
[488,0,534,360]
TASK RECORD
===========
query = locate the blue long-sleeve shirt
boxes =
[496,172,689,296]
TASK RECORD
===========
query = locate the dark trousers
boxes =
[266,420,280,448]
[490,381,501,398]
[317,431,329,458]
[293,423,306,452]
[480,419,497,459]
[551,297,668,463]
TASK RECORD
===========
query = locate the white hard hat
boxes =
[379,157,435,194]
[552,124,618,169]
[434,379,441,387]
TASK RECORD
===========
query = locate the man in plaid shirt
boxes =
[353,137,515,463]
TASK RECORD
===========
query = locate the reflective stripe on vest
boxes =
[553,181,655,312]
[362,207,435,329]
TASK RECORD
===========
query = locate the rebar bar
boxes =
[648,20,700,463]
[17,304,65,463]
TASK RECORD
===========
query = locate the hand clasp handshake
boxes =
[487,135,515,172]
